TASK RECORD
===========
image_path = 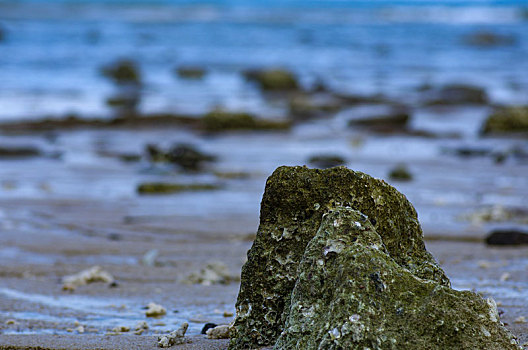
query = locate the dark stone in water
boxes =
[230,166,450,349]
[137,182,220,195]
[463,31,517,47]
[347,108,410,131]
[388,164,413,181]
[176,66,207,79]
[101,59,141,85]
[202,110,290,132]
[0,146,41,158]
[486,229,528,246]
[423,84,488,106]
[201,323,218,335]
[307,154,346,169]
[243,68,299,91]
[146,143,216,171]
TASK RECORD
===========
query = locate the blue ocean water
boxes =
[0,0,527,120]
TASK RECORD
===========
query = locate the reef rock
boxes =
[481,106,528,135]
[275,208,519,349]
[230,166,519,349]
[230,166,450,349]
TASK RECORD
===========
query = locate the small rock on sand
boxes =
[206,324,231,339]
[145,302,167,317]
[157,322,190,348]
[111,325,130,333]
[61,266,114,291]
[185,262,239,286]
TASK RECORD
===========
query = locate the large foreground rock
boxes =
[230,166,519,349]
[230,166,450,349]
[275,208,519,349]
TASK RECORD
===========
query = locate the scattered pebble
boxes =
[185,262,239,286]
[62,266,114,291]
[223,311,234,318]
[5,319,18,325]
[206,324,231,339]
[514,316,526,324]
[500,272,511,282]
[201,323,218,335]
[75,325,85,333]
[142,249,161,267]
[157,322,190,348]
[146,302,167,317]
[134,321,149,335]
[478,260,491,269]
[112,325,130,333]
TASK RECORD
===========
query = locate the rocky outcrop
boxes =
[229,166,519,349]
[230,166,450,349]
[275,208,519,349]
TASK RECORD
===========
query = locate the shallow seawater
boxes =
[0,287,232,335]
[0,0,527,119]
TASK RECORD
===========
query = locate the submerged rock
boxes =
[422,84,488,106]
[244,68,299,91]
[0,146,41,158]
[481,106,528,135]
[275,208,519,349]
[137,182,220,195]
[146,143,216,171]
[463,31,516,47]
[230,166,449,349]
[202,110,290,132]
[176,66,207,79]
[101,59,141,85]
[388,164,413,181]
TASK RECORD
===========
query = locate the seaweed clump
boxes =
[229,166,520,349]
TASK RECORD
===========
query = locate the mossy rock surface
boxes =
[244,69,299,91]
[137,182,219,194]
[275,208,520,350]
[101,59,141,85]
[482,106,528,135]
[202,110,290,132]
[230,166,449,349]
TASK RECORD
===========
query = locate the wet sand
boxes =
[0,195,527,349]
[0,111,527,349]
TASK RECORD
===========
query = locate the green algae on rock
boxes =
[244,69,299,91]
[481,106,528,135]
[275,208,520,350]
[202,110,291,132]
[137,182,220,195]
[230,166,449,349]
